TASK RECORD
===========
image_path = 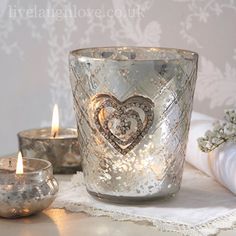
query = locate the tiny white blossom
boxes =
[198,109,236,152]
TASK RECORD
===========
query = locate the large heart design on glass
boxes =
[93,94,154,155]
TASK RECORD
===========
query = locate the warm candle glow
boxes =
[16,152,24,174]
[51,104,59,137]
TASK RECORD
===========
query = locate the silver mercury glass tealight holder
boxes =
[0,153,58,218]
[69,47,198,203]
[18,104,81,174]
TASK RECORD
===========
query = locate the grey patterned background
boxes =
[0,0,236,155]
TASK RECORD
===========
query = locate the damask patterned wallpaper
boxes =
[0,0,235,155]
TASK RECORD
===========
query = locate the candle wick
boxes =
[53,132,57,138]
[8,159,12,168]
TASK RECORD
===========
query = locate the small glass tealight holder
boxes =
[0,154,58,218]
[18,104,81,174]
[18,128,81,174]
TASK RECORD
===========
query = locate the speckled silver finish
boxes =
[18,128,81,174]
[0,156,58,218]
[70,47,198,203]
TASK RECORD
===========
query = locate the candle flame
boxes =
[16,152,24,174]
[51,104,59,137]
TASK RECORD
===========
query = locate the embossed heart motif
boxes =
[93,94,154,155]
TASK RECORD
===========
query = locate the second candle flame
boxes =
[51,104,59,138]
[16,152,24,174]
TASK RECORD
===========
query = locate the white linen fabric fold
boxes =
[186,111,236,194]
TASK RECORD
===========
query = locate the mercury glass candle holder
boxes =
[0,155,58,218]
[18,128,81,174]
[69,47,198,203]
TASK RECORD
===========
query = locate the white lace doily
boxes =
[52,165,236,236]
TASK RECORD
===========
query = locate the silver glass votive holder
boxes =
[0,156,58,218]
[70,47,198,203]
[18,128,81,174]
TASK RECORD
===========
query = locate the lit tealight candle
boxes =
[17,104,81,174]
[0,153,58,218]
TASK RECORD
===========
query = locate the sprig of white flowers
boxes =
[198,109,236,153]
